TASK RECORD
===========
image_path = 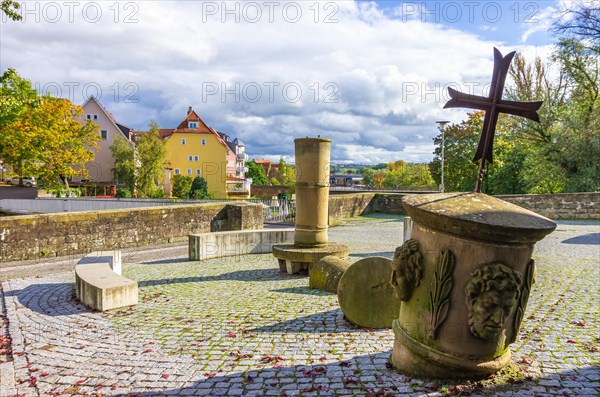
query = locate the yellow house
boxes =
[162,107,229,198]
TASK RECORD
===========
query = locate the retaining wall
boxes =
[327,192,599,222]
[498,193,599,220]
[0,203,263,262]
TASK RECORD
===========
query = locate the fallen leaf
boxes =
[161,374,169,379]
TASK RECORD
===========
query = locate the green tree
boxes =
[110,135,136,193]
[1,0,21,21]
[246,160,268,185]
[190,176,212,199]
[135,121,168,197]
[361,167,375,187]
[429,113,482,192]
[171,174,193,198]
[278,157,296,193]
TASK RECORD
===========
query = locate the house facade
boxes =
[74,96,134,184]
[216,130,250,198]
[163,107,249,199]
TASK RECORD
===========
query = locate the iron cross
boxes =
[443,48,543,192]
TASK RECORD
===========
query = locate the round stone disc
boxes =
[337,256,400,329]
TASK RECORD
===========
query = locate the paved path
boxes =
[1,215,598,396]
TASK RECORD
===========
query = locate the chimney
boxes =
[187,106,192,114]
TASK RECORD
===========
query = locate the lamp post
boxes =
[436,120,450,192]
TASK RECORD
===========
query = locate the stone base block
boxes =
[189,228,294,261]
[391,320,511,379]
[75,263,138,311]
[337,256,399,329]
[272,243,349,275]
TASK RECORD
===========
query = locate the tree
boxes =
[0,71,100,188]
[278,157,296,193]
[246,160,268,185]
[552,2,600,47]
[1,0,21,21]
[110,135,136,193]
[361,167,375,187]
[31,98,100,188]
[171,174,193,198]
[190,176,212,199]
[134,121,168,197]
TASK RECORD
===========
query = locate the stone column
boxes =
[272,137,349,275]
[294,138,331,247]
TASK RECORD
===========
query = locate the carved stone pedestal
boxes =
[391,192,556,378]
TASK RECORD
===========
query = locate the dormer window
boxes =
[188,121,198,128]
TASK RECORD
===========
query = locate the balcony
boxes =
[226,177,251,198]
[236,153,249,161]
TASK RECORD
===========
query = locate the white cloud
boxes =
[0,0,558,163]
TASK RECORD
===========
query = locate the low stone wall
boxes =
[251,185,290,199]
[0,202,263,262]
[328,193,376,223]
[498,193,599,220]
[327,192,599,222]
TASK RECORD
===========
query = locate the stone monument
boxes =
[272,137,349,274]
[390,193,555,378]
[390,48,556,378]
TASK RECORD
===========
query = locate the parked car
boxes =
[5,176,37,187]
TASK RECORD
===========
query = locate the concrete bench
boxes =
[75,251,138,311]
[189,228,294,261]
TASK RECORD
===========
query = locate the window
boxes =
[194,155,199,162]
[93,114,98,120]
[100,130,108,140]
[201,138,206,145]
[188,155,193,161]
[86,114,91,119]
[181,138,186,145]
[174,169,180,175]
[196,169,201,175]
[188,121,198,128]
[187,169,192,175]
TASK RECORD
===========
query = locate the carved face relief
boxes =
[390,239,423,301]
[465,263,522,341]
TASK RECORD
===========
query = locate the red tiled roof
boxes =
[159,129,175,139]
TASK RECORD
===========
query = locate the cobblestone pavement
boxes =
[1,215,598,397]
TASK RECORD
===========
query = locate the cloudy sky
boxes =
[1,0,571,163]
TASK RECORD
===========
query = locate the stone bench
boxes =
[189,228,294,261]
[75,251,138,311]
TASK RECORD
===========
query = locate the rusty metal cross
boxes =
[443,48,543,192]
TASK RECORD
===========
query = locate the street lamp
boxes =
[436,120,450,192]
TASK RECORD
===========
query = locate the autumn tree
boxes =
[0,70,100,188]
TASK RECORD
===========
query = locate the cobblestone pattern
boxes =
[1,215,598,396]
